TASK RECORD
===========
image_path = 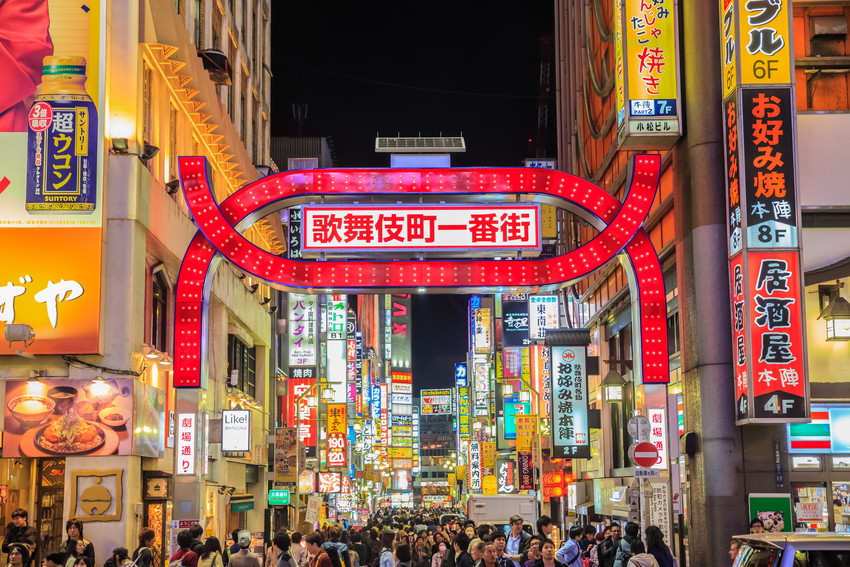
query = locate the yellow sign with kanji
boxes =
[326,404,347,435]
[738,0,791,86]
[516,414,538,452]
[481,441,497,472]
[482,475,498,495]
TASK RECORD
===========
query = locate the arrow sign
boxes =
[630,441,659,468]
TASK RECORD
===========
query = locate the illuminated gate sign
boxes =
[302,205,541,253]
[174,157,668,391]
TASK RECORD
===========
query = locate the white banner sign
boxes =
[222,410,251,452]
[288,293,317,366]
[647,407,668,470]
[177,414,196,475]
[529,295,559,339]
[302,205,541,251]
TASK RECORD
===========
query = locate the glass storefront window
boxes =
[833,456,850,470]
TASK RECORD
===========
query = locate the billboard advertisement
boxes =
[551,346,590,459]
[0,0,104,355]
[3,378,164,458]
[289,293,317,367]
[420,389,453,415]
[529,295,559,340]
[502,295,531,346]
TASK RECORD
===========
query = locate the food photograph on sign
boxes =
[3,378,135,457]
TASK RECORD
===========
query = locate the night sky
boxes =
[270,1,555,389]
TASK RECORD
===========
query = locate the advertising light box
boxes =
[221,409,251,452]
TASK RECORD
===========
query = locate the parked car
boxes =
[733,532,850,567]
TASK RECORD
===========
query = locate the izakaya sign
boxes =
[720,0,809,424]
[174,157,668,388]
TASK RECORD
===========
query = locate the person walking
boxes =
[62,540,87,567]
[535,518,553,540]
[643,527,674,567]
[612,524,639,567]
[475,544,498,567]
[132,529,155,567]
[291,533,307,567]
[728,541,741,565]
[6,544,30,567]
[171,531,200,567]
[394,545,412,567]
[588,534,605,567]
[229,531,261,567]
[305,535,331,567]
[597,525,618,567]
[199,537,225,567]
[623,541,658,567]
[555,527,582,567]
[452,533,473,567]
[379,531,396,567]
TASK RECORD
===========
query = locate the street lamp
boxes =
[293,381,342,527]
[601,370,627,402]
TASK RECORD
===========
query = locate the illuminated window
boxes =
[150,269,169,351]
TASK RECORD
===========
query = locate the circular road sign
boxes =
[629,441,659,468]
[627,415,651,441]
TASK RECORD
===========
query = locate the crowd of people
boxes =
[261,509,680,567]
[2,507,690,567]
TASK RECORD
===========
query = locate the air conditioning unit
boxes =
[229,369,239,386]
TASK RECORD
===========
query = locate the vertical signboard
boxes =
[502,295,531,346]
[288,378,317,449]
[496,458,517,494]
[177,414,196,475]
[531,346,552,418]
[473,308,492,354]
[551,346,590,458]
[327,404,347,468]
[288,293,317,367]
[391,295,411,370]
[468,441,482,490]
[721,0,808,424]
[473,358,490,417]
[326,295,347,339]
[0,0,104,356]
[647,408,668,470]
[615,0,681,148]
[274,427,298,483]
[287,207,302,260]
[529,295,559,339]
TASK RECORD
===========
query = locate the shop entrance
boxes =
[36,458,65,558]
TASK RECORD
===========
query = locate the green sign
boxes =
[748,493,792,532]
[231,499,254,512]
[269,489,291,506]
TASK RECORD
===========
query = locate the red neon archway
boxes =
[174,156,667,388]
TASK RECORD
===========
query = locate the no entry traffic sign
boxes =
[630,441,659,468]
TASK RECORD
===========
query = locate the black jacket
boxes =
[3,522,38,562]
[455,551,474,567]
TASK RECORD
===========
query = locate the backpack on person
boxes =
[323,545,345,567]
[612,541,631,567]
[348,550,360,567]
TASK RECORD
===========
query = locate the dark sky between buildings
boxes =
[270,1,556,389]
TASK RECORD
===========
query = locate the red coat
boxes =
[0,0,53,131]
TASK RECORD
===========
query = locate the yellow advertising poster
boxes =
[388,447,413,460]
[516,414,538,452]
[0,0,103,355]
[482,475,498,495]
[326,404,346,435]
[481,441,497,472]
[624,0,678,108]
[738,0,791,85]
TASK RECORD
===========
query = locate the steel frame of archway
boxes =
[173,155,668,388]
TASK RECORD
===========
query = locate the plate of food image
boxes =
[18,412,118,457]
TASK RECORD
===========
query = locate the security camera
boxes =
[5,324,35,343]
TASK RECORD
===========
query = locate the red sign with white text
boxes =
[286,378,317,447]
[746,251,807,420]
[302,205,541,252]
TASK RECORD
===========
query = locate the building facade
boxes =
[0,0,274,563]
[553,0,850,564]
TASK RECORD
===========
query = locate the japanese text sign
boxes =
[457,386,471,439]
[302,205,541,253]
[317,472,341,493]
[177,413,196,475]
[531,345,552,418]
[468,440,482,490]
[481,441,497,475]
[474,308,492,354]
[516,414,538,452]
[287,378,317,447]
[529,294,559,340]
[326,295,347,340]
[551,346,590,458]
[496,458,517,494]
[0,0,105,356]
[616,0,681,148]
[288,293,317,366]
[502,296,531,347]
[646,408,668,470]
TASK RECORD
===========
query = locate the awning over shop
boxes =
[230,493,254,512]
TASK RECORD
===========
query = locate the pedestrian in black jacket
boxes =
[3,509,38,566]
[597,524,621,567]
[452,533,473,567]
